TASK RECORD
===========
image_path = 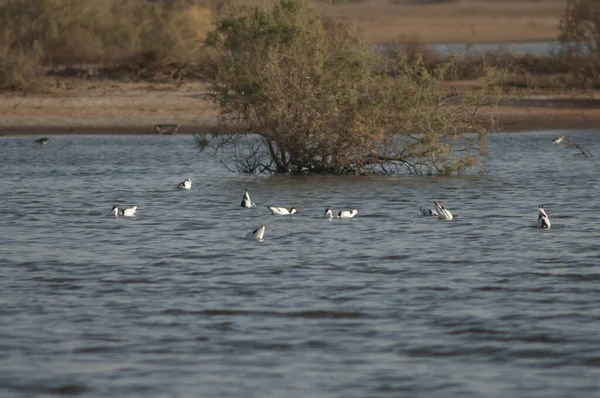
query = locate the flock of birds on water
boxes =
[33,135,559,240]
[108,180,553,241]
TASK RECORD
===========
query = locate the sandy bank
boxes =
[1,81,600,136]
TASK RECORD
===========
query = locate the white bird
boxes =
[241,188,255,208]
[420,207,439,216]
[337,209,358,219]
[552,135,565,144]
[109,206,137,217]
[178,178,192,189]
[323,208,334,219]
[537,206,551,229]
[433,201,453,220]
[245,225,265,240]
[267,206,297,215]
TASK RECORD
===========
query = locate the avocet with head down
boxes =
[537,206,551,229]
[246,225,265,241]
[267,206,297,215]
[433,201,453,220]
[241,188,255,208]
[110,206,137,217]
[420,206,438,216]
[337,209,359,219]
[178,178,192,189]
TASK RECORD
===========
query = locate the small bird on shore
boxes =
[420,206,439,216]
[154,124,180,135]
[267,206,297,215]
[241,188,255,208]
[109,206,137,217]
[337,209,359,219]
[433,201,453,220]
[537,205,551,229]
[35,137,50,145]
[178,178,192,189]
[246,225,265,241]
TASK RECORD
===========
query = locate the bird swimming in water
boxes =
[552,136,565,144]
[246,225,265,240]
[109,206,137,217]
[433,201,453,220]
[337,209,359,219]
[241,188,255,208]
[267,206,297,215]
[420,206,439,216]
[323,208,333,219]
[537,206,551,229]
[35,137,50,145]
[178,178,192,189]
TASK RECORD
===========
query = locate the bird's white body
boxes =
[552,136,565,144]
[337,209,358,219]
[110,206,137,217]
[323,208,333,219]
[267,206,297,215]
[420,207,439,216]
[241,189,255,208]
[246,225,265,240]
[537,206,551,229]
[178,178,192,189]
[433,201,453,220]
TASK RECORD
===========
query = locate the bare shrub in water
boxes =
[559,0,600,88]
[202,0,503,175]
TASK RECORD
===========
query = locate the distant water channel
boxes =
[378,41,564,57]
[1,131,600,397]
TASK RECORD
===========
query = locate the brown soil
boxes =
[319,0,565,44]
[2,80,600,136]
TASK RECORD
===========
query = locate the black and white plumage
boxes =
[110,206,137,217]
[267,206,297,215]
[552,135,565,144]
[35,137,50,145]
[337,209,358,219]
[420,207,439,216]
[241,188,255,208]
[537,206,551,229]
[433,201,453,220]
[323,208,334,219]
[245,225,265,240]
[178,178,192,189]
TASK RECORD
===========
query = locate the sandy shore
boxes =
[319,0,565,44]
[2,80,600,136]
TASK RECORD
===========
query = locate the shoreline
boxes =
[3,106,600,137]
[2,81,600,136]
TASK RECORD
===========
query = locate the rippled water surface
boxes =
[2,131,600,397]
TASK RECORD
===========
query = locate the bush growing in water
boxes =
[203,0,503,175]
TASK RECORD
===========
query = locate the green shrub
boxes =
[203,0,502,175]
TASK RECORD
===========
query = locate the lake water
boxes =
[1,131,600,397]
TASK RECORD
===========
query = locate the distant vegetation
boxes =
[0,0,213,90]
[202,0,502,175]
[559,0,600,88]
